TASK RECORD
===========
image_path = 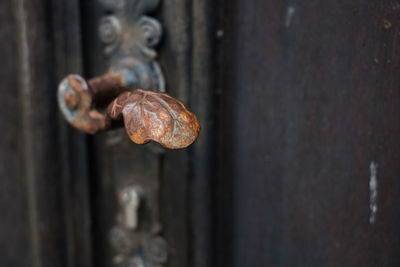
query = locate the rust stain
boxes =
[69,78,83,91]
[59,75,112,135]
[63,89,79,109]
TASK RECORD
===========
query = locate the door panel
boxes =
[218,0,400,266]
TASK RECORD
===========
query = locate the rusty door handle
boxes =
[57,1,200,149]
[56,7,201,149]
[58,72,200,149]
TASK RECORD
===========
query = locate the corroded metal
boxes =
[58,75,111,134]
[57,1,199,266]
[107,90,200,149]
[57,0,200,149]
[58,74,200,149]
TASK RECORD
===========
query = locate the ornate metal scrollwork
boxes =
[97,0,165,92]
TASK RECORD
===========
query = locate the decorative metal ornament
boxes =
[57,0,200,149]
[56,0,200,266]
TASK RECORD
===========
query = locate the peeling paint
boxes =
[369,162,378,224]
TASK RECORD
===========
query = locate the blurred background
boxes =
[1,0,400,266]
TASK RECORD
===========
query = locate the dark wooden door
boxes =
[217,0,400,266]
[0,0,92,266]
[1,0,400,267]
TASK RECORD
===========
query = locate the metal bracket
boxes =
[95,1,168,266]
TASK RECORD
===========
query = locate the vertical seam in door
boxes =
[14,0,41,266]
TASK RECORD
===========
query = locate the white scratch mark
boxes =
[369,162,378,224]
[285,6,296,28]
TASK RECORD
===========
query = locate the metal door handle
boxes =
[58,72,200,149]
[57,2,200,149]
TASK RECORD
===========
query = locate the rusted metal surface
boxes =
[58,75,111,134]
[56,0,199,150]
[107,90,200,149]
[88,72,126,106]
[58,72,200,149]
